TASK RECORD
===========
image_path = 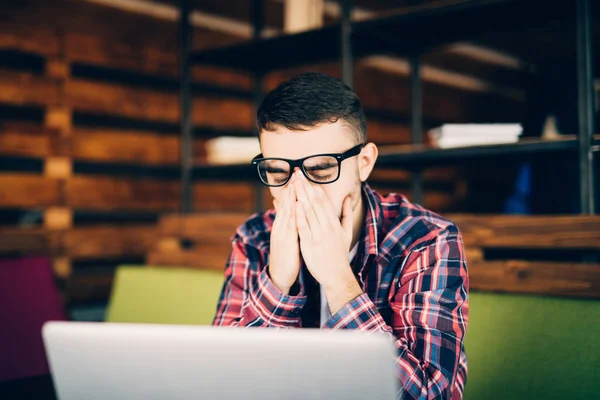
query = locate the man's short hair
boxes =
[256,72,367,144]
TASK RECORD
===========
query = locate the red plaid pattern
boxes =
[213,183,469,399]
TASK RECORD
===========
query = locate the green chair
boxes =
[106,265,224,325]
[464,291,600,400]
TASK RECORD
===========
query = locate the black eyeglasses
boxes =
[251,144,364,187]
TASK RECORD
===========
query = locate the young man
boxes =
[213,72,469,400]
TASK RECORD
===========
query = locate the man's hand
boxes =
[292,170,363,314]
[269,181,301,295]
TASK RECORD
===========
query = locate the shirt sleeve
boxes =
[212,237,307,328]
[323,226,469,400]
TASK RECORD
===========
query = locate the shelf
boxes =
[191,25,340,72]
[190,0,572,73]
[377,136,598,169]
[189,136,598,181]
[4,137,590,180]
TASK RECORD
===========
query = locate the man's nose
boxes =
[285,168,302,188]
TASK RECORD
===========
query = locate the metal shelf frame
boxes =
[179,0,596,215]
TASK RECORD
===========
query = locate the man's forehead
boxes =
[259,121,355,159]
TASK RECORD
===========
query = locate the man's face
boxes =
[259,120,363,220]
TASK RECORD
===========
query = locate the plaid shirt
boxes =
[213,183,469,399]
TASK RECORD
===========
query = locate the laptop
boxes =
[42,321,397,400]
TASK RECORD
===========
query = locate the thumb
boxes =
[341,196,353,245]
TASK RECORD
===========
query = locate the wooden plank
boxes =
[65,176,180,211]
[65,33,177,78]
[0,174,61,208]
[69,128,206,165]
[158,213,247,242]
[449,215,600,249]
[0,122,57,158]
[367,120,411,145]
[45,59,70,80]
[64,225,157,259]
[65,176,254,212]
[371,186,457,211]
[422,192,457,212]
[61,0,246,77]
[157,238,180,252]
[52,257,72,279]
[0,227,51,255]
[44,207,73,230]
[44,157,73,179]
[193,183,255,213]
[469,260,600,299]
[370,167,459,183]
[65,79,253,130]
[192,66,253,91]
[3,0,265,77]
[65,78,175,121]
[44,107,72,157]
[65,30,253,87]
[45,108,72,132]
[0,69,59,107]
[191,96,253,131]
[0,21,60,57]
[147,247,230,271]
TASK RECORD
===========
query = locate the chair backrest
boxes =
[0,256,67,381]
[105,265,224,325]
[464,291,600,399]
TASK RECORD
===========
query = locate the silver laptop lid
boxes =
[43,321,397,400]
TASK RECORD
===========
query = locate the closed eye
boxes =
[266,167,288,174]
[304,163,337,172]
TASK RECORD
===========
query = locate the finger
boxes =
[295,200,311,242]
[311,182,338,226]
[287,184,298,230]
[298,170,337,227]
[293,171,320,232]
[341,196,354,246]
[274,187,289,227]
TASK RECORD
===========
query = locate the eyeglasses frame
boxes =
[251,143,365,187]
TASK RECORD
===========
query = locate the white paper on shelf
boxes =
[427,123,522,148]
[428,123,523,140]
[204,136,261,165]
[433,136,520,149]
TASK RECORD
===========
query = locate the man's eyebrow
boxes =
[304,162,337,171]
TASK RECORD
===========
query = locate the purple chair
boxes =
[0,256,67,381]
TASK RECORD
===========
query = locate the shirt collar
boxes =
[354,182,384,278]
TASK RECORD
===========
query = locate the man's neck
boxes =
[350,188,366,251]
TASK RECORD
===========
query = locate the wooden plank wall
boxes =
[0,0,523,304]
[450,215,600,298]
[0,0,256,303]
[147,213,248,271]
[151,213,600,299]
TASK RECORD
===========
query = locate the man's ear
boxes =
[358,142,378,182]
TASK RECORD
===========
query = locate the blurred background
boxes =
[0,0,599,395]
